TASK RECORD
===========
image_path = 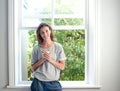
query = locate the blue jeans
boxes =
[31,78,62,91]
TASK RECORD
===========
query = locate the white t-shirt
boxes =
[31,42,66,81]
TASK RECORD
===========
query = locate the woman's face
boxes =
[40,26,51,41]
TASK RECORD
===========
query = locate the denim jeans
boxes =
[31,78,62,91]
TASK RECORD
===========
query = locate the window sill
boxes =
[61,81,102,89]
[7,81,102,89]
[62,84,102,89]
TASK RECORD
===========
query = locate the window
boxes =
[8,0,101,88]
[22,0,85,81]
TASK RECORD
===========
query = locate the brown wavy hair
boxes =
[36,23,54,44]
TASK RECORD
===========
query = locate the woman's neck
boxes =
[41,40,53,48]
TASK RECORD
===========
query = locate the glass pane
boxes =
[23,0,52,16]
[20,30,37,81]
[54,30,85,80]
[20,29,85,81]
[55,0,85,16]
[22,0,52,27]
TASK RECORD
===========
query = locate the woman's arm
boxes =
[31,58,46,71]
[49,59,65,70]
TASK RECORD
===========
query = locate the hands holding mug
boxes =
[41,50,53,62]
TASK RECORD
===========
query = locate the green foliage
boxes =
[27,29,85,81]
[27,30,37,81]
[54,30,85,80]
[54,18,83,26]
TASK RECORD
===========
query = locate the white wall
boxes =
[0,0,120,91]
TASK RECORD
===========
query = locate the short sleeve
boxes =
[31,45,39,65]
[57,44,66,61]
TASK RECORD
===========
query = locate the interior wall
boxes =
[0,0,120,91]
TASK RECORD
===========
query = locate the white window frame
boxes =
[7,0,101,88]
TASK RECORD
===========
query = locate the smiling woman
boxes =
[30,22,66,91]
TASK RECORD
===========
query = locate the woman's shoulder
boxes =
[54,42,63,48]
[33,43,40,50]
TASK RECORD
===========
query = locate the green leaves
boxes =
[54,30,85,80]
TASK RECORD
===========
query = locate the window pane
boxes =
[20,29,85,81]
[54,30,85,80]
[23,0,52,16]
[22,0,52,27]
[55,0,85,16]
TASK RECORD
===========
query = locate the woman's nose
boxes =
[44,32,47,36]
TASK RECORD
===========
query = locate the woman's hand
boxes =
[43,51,52,62]
[43,51,65,70]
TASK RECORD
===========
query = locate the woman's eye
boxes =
[41,32,44,34]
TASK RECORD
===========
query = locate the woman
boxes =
[30,23,66,91]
